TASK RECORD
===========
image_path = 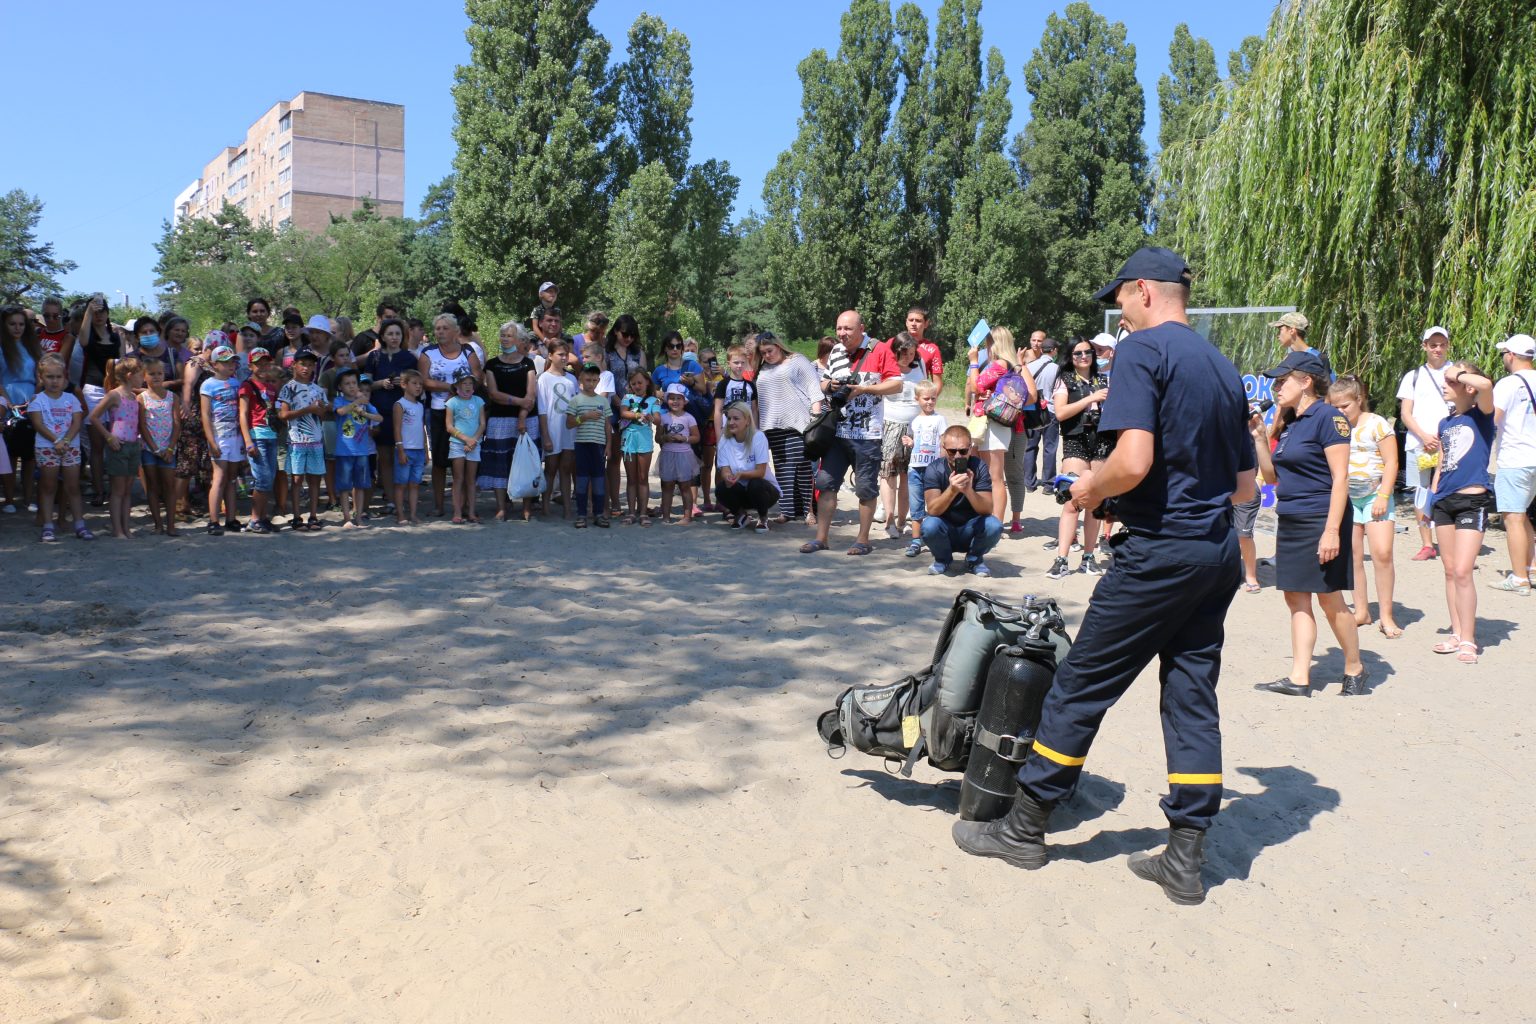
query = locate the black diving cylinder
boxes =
[957,599,1064,822]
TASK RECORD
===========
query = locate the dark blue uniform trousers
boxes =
[1019,530,1240,830]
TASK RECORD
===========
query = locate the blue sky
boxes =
[4,0,1274,309]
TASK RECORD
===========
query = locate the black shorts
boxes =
[1060,431,1110,464]
[1431,490,1492,531]
[428,408,450,466]
[1232,497,1261,539]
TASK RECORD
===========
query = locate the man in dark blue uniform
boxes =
[952,247,1256,905]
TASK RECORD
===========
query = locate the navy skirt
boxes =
[1276,512,1353,594]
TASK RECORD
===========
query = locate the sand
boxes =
[1,493,1532,1024]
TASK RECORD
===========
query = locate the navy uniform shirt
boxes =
[922,455,993,527]
[1272,401,1350,516]
[1097,322,1254,549]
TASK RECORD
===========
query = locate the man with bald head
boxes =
[800,310,902,555]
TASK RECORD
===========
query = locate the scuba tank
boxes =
[957,596,1068,822]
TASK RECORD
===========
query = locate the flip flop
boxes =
[1242,581,1261,594]
[799,540,829,554]
[846,542,874,556]
[1378,623,1403,639]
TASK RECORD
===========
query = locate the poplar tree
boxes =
[763,0,901,336]
[614,14,693,187]
[601,162,680,345]
[1153,24,1219,244]
[451,0,615,315]
[675,159,740,339]
[1012,2,1150,336]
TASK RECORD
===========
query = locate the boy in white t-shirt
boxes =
[1490,333,1536,593]
[903,381,947,558]
[1396,326,1452,559]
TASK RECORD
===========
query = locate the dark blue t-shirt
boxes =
[1432,407,1494,501]
[1097,322,1255,546]
[1272,401,1350,516]
[922,455,993,527]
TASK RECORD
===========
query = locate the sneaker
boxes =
[224,519,244,533]
[928,561,950,575]
[904,539,923,558]
[1,503,15,514]
[1487,574,1531,595]
[1045,556,1072,580]
[207,522,225,536]
[873,504,887,523]
[1007,520,1024,535]
[1070,541,1084,553]
[1043,539,1059,551]
[885,522,902,540]
[246,520,273,535]
[1411,545,1437,561]
[1081,554,1103,576]
[966,559,992,578]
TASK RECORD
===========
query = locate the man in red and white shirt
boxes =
[893,306,944,396]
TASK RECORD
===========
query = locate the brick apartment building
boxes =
[173,91,405,233]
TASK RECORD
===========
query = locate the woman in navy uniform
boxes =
[1251,352,1367,697]
[952,248,1254,905]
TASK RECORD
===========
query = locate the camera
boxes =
[1080,408,1101,430]
[828,383,854,410]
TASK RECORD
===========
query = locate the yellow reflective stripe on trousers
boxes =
[1167,773,1222,785]
[1031,740,1086,767]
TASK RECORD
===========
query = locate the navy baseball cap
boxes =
[1092,246,1193,303]
[1261,351,1329,379]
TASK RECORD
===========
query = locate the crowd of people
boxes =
[3,282,1533,663]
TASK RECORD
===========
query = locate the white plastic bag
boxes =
[508,432,546,499]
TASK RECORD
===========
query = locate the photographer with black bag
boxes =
[952,247,1256,906]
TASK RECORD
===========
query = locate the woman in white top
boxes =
[877,333,929,538]
[1330,376,1401,637]
[716,401,779,532]
[753,332,822,523]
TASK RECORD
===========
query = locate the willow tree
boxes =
[1168,0,1536,391]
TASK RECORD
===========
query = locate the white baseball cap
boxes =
[539,280,558,293]
[1421,325,1449,342]
[1090,332,1118,350]
[1497,333,1536,358]
[306,314,333,334]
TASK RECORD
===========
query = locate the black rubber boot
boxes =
[951,788,1052,869]
[1128,826,1207,905]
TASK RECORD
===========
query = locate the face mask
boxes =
[1096,357,1110,370]
[140,335,161,348]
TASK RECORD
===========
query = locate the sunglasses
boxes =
[1073,351,1093,358]
[944,447,970,455]
[666,343,683,350]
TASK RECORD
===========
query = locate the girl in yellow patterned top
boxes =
[1330,376,1401,637]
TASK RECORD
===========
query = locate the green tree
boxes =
[402,176,477,324]
[1169,0,1536,392]
[254,205,407,320]
[152,203,273,329]
[1012,2,1150,337]
[1,190,76,305]
[719,212,777,336]
[674,159,740,340]
[938,47,1035,346]
[614,14,694,186]
[763,0,902,336]
[919,0,985,309]
[1153,24,1219,243]
[598,162,681,347]
[889,3,932,307]
[451,0,615,316]
[1226,35,1265,87]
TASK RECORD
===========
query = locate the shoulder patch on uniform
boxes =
[1333,416,1349,437]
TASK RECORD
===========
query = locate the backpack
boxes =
[816,591,1070,775]
[983,364,1031,427]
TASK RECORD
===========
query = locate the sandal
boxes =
[1378,623,1403,639]
[40,525,56,543]
[799,540,829,554]
[307,516,322,531]
[621,513,637,525]
[75,525,96,541]
[1431,636,1461,655]
[846,541,874,556]
[1242,581,1261,594]
[573,517,588,529]
[639,515,652,527]
[1457,640,1479,665]
[594,516,610,528]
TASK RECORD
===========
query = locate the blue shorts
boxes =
[249,437,279,493]
[140,447,175,470]
[335,454,371,492]
[448,439,481,463]
[1494,465,1536,514]
[288,443,325,477]
[815,436,881,502]
[397,448,426,485]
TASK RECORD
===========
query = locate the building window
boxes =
[278,167,291,185]
[229,150,247,172]
[278,192,292,210]
[278,216,292,228]
[278,141,291,162]
[279,112,291,133]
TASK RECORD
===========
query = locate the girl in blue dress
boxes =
[619,369,661,525]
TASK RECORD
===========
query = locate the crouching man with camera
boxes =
[951,247,1256,905]
[920,426,1002,578]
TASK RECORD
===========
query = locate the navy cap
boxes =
[1261,351,1328,379]
[1092,246,1193,303]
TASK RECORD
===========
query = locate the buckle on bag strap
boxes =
[974,725,1033,763]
